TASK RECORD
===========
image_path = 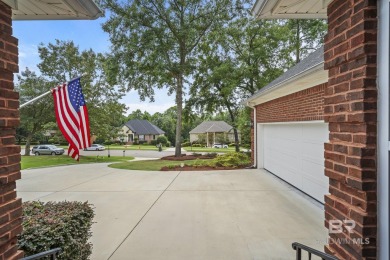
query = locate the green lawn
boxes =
[109,159,210,171]
[21,155,134,170]
[183,146,237,153]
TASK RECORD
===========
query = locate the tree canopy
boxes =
[102,0,237,156]
[37,40,127,141]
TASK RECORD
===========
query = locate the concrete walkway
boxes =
[18,164,327,260]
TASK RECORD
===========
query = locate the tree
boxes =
[37,40,127,142]
[188,8,289,152]
[102,0,232,156]
[285,19,327,63]
[16,68,55,155]
[150,106,177,145]
[126,109,151,121]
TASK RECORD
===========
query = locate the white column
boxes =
[378,0,389,258]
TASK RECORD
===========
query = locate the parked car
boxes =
[84,144,105,151]
[213,143,228,148]
[32,145,65,155]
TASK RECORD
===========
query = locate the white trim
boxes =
[258,120,325,125]
[256,123,264,168]
[246,64,327,106]
[378,0,390,258]
[253,108,257,167]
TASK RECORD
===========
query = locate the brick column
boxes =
[324,0,377,259]
[0,1,23,259]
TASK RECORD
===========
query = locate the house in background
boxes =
[189,121,240,146]
[119,119,165,144]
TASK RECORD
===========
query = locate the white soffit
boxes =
[248,64,328,106]
[3,0,103,20]
[252,0,331,19]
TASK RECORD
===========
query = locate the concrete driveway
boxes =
[18,164,327,260]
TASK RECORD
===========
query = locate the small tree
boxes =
[17,69,55,155]
[156,136,168,145]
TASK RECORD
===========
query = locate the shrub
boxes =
[19,201,95,260]
[150,140,158,146]
[133,138,139,145]
[157,136,168,145]
[205,152,218,158]
[192,144,202,147]
[165,141,171,147]
[139,140,147,145]
[181,142,191,147]
[212,152,251,168]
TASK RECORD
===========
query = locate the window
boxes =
[139,135,145,141]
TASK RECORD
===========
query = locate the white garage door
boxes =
[262,122,329,202]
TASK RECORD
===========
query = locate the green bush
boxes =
[157,136,168,145]
[150,140,158,146]
[18,201,95,260]
[133,138,139,145]
[181,141,191,147]
[212,152,251,168]
[205,152,218,158]
[192,144,203,147]
[139,140,147,145]
[166,141,171,147]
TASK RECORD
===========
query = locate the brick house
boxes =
[0,1,102,258]
[249,0,387,259]
[119,119,165,144]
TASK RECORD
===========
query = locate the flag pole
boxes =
[19,74,86,109]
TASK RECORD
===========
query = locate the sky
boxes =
[13,17,176,115]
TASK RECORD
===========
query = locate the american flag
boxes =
[52,78,91,161]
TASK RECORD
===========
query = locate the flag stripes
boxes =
[52,78,91,161]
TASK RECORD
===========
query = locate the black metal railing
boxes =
[292,243,338,260]
[21,248,61,260]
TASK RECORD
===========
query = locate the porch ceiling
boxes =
[3,0,103,20]
[252,0,330,19]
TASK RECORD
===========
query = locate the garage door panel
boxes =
[301,142,324,165]
[262,122,328,203]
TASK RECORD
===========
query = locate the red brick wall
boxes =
[255,83,326,123]
[0,1,23,259]
[324,0,377,259]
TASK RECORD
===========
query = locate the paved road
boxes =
[18,164,326,260]
[22,148,183,158]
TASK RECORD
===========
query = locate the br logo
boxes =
[329,220,356,234]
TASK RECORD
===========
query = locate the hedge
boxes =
[18,201,95,260]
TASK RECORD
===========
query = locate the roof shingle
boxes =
[124,120,165,135]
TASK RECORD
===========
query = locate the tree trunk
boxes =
[225,102,240,153]
[175,75,183,157]
[295,20,301,64]
[233,128,240,153]
[25,133,33,156]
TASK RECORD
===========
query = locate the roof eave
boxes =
[9,0,104,21]
[245,62,325,107]
[251,0,328,20]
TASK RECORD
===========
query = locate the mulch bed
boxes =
[160,154,215,161]
[160,165,250,171]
